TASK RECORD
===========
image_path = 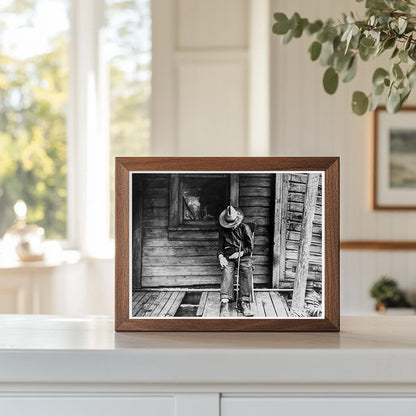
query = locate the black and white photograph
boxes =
[130,171,324,319]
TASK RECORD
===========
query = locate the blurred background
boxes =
[0,0,415,316]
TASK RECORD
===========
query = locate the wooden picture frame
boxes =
[373,106,416,210]
[115,157,339,332]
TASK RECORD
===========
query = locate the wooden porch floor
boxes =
[132,290,290,318]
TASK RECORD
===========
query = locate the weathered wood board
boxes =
[131,290,290,318]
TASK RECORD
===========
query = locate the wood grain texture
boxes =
[140,172,273,288]
[272,173,288,288]
[115,157,339,332]
[340,241,416,250]
[291,173,320,312]
[132,175,143,290]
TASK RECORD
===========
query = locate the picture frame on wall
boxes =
[115,157,339,332]
[374,106,416,210]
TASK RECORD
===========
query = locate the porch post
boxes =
[291,173,320,313]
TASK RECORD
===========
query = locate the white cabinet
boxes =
[1,397,175,416]
[221,397,416,416]
[1,316,416,416]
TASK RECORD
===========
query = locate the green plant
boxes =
[369,276,411,307]
[272,0,416,115]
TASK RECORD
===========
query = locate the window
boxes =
[0,0,70,239]
[0,0,151,254]
[169,174,238,230]
[106,0,151,237]
[181,175,228,224]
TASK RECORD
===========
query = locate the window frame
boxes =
[168,173,239,232]
[69,0,151,258]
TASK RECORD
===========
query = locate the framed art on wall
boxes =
[374,106,416,210]
[115,157,339,331]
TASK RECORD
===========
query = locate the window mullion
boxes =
[69,0,108,256]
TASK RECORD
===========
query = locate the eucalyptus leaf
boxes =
[290,13,301,30]
[408,70,416,88]
[398,17,407,34]
[405,34,413,50]
[401,86,411,106]
[352,91,369,115]
[383,37,396,50]
[342,56,358,82]
[372,67,389,85]
[393,63,404,79]
[369,92,383,111]
[359,44,375,61]
[334,52,351,72]
[317,30,328,43]
[282,29,293,44]
[373,82,385,95]
[391,47,399,59]
[360,37,375,48]
[323,67,339,94]
[307,20,323,35]
[399,50,408,63]
[387,87,401,112]
[273,13,290,34]
[309,41,322,61]
[409,45,416,60]
[408,64,416,80]
[320,40,335,66]
[366,0,388,10]
[393,0,410,11]
[293,18,309,38]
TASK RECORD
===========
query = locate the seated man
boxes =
[217,205,254,317]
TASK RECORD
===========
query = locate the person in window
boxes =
[217,205,254,317]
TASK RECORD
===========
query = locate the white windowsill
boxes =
[0,250,82,271]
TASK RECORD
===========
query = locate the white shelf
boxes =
[0,315,416,387]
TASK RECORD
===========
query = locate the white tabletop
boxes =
[0,315,415,386]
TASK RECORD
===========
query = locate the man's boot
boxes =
[220,301,230,317]
[237,301,254,317]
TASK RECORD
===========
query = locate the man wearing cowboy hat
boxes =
[218,205,254,317]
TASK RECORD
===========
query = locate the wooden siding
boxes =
[137,173,273,288]
[238,174,274,287]
[135,173,322,291]
[282,173,323,291]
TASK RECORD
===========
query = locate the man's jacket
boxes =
[217,223,254,259]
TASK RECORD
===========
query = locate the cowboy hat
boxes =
[219,205,244,229]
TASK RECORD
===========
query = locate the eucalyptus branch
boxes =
[272,0,416,115]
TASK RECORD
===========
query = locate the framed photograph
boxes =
[374,106,416,209]
[115,157,339,331]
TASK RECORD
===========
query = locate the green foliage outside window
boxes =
[0,0,69,238]
[107,0,151,237]
[0,0,151,240]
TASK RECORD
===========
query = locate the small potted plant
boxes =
[370,276,413,313]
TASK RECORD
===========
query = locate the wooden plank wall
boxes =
[138,173,272,288]
[238,174,273,286]
[281,173,323,291]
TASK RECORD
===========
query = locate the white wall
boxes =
[271,0,416,313]
[152,0,270,156]
[18,0,415,317]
